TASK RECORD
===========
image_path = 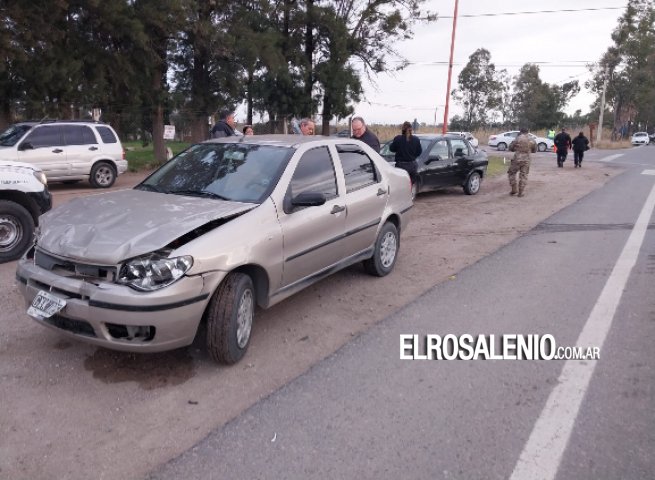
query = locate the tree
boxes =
[451,48,502,129]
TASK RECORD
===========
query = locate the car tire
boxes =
[90,161,117,188]
[363,222,399,277]
[206,272,255,365]
[538,142,547,152]
[497,142,507,151]
[0,200,34,263]
[464,171,481,195]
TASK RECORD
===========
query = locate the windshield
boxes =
[0,124,32,147]
[136,142,293,203]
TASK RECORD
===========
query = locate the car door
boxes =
[63,125,100,175]
[421,139,453,188]
[278,146,347,287]
[16,125,69,178]
[335,144,388,255]
[449,138,476,183]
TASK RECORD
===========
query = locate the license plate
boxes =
[27,290,67,319]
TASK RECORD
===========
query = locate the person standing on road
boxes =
[210,110,237,138]
[571,131,590,168]
[554,127,572,168]
[299,118,315,135]
[547,127,556,140]
[351,117,380,151]
[507,127,536,197]
[390,121,422,185]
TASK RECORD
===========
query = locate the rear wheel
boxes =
[497,142,507,151]
[538,142,547,152]
[0,200,34,262]
[464,171,481,195]
[206,272,255,364]
[89,161,116,188]
[363,222,399,277]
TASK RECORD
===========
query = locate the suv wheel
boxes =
[206,272,255,364]
[464,172,481,195]
[0,200,34,262]
[497,142,507,151]
[90,162,117,188]
[538,142,547,152]
[363,222,399,277]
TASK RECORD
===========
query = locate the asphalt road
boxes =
[148,146,655,479]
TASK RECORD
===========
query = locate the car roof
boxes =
[204,134,372,148]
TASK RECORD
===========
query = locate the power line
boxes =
[437,6,624,19]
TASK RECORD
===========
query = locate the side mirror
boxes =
[426,155,441,164]
[291,192,327,207]
[18,142,34,151]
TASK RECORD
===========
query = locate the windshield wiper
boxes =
[135,183,165,193]
[169,189,231,201]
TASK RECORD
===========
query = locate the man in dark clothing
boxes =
[351,117,380,151]
[571,131,590,168]
[389,121,422,186]
[553,127,572,168]
[210,110,236,138]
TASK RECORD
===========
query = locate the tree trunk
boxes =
[303,0,314,117]
[151,64,167,165]
[321,93,331,136]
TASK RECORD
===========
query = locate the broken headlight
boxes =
[117,253,193,291]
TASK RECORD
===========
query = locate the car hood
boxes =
[37,189,257,264]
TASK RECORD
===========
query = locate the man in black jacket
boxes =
[210,110,236,138]
[351,117,380,151]
[553,127,572,168]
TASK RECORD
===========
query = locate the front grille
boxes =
[43,314,96,338]
[35,249,116,280]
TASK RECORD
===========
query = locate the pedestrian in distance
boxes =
[210,110,237,138]
[507,127,536,197]
[547,127,555,140]
[553,127,572,168]
[389,121,422,186]
[571,131,590,168]
[299,118,315,136]
[351,117,380,151]
[243,125,254,136]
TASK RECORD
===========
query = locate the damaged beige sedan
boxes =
[16,135,413,364]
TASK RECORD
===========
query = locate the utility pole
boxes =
[597,66,609,144]
[442,0,459,134]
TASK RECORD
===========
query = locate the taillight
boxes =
[489,135,496,141]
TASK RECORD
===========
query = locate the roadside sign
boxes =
[163,125,175,140]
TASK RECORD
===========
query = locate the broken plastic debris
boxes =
[448,275,456,280]
[271,432,277,442]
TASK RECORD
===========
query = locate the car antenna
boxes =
[38,116,49,125]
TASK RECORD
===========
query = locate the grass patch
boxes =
[124,141,190,172]
[487,155,508,177]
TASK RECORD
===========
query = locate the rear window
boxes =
[96,126,118,143]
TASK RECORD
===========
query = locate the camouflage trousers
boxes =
[508,158,530,191]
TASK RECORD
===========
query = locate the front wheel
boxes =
[538,142,547,152]
[497,142,507,151]
[0,200,34,263]
[464,171,481,195]
[363,222,399,277]
[90,161,116,188]
[206,272,255,364]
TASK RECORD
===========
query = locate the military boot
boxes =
[510,184,517,195]
[517,186,525,197]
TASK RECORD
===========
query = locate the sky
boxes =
[348,0,628,125]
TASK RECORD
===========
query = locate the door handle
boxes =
[52,148,63,154]
[376,187,387,196]
[330,205,346,214]
[89,146,98,151]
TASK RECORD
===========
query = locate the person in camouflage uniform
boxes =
[507,128,537,197]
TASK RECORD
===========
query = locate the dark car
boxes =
[380,134,488,196]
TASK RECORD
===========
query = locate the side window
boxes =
[428,140,449,159]
[508,131,519,138]
[289,146,338,199]
[338,146,378,193]
[63,125,97,146]
[450,138,469,157]
[22,126,63,148]
[96,126,118,144]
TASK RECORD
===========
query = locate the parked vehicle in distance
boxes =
[16,135,412,364]
[448,131,479,148]
[0,160,51,262]
[380,133,488,196]
[488,131,553,152]
[631,132,650,146]
[0,120,127,188]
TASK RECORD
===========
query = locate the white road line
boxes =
[642,169,655,176]
[598,153,624,162]
[510,180,655,480]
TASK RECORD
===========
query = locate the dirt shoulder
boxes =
[0,154,622,479]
